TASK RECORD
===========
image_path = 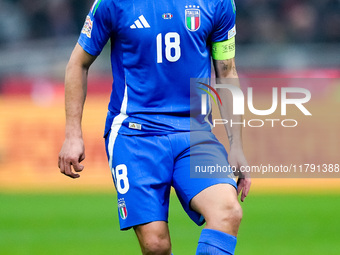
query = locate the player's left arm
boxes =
[213,56,251,202]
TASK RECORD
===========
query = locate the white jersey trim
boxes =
[108,85,129,172]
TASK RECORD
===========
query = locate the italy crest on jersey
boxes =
[118,198,128,220]
[185,8,200,31]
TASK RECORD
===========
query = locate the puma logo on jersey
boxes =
[130,15,150,29]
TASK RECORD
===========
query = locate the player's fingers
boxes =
[241,188,247,202]
[241,179,251,202]
[59,157,65,174]
[241,190,246,202]
[72,160,84,173]
[79,153,85,162]
[64,160,80,179]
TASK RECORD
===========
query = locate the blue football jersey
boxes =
[78,0,236,136]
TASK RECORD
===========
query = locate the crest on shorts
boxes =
[185,6,200,32]
[118,198,128,220]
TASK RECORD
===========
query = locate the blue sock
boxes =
[196,229,237,255]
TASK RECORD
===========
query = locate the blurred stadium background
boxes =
[0,0,340,254]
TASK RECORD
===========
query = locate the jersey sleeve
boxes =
[210,0,236,42]
[78,0,114,56]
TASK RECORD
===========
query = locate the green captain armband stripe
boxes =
[211,37,236,60]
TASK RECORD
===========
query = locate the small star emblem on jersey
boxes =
[185,5,200,32]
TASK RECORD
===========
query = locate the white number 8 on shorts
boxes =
[112,164,130,194]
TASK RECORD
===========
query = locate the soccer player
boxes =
[58,0,251,254]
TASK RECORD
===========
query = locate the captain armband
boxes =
[211,37,236,60]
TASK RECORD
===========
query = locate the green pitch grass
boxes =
[0,192,339,255]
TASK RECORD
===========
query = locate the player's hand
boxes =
[228,147,251,202]
[58,137,85,179]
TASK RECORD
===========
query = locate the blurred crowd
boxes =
[0,0,339,45]
[0,0,92,45]
[237,0,340,44]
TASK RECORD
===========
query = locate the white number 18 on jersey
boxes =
[156,32,181,63]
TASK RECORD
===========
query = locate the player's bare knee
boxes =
[205,200,243,232]
[141,236,171,255]
[135,222,171,255]
[227,201,243,224]
[225,201,242,224]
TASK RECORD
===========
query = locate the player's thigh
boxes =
[105,131,174,230]
[172,131,237,226]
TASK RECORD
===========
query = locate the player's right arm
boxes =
[59,0,113,178]
[58,43,97,179]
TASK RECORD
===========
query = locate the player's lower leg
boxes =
[134,221,172,255]
[191,184,242,255]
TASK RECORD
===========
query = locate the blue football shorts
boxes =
[105,130,237,230]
